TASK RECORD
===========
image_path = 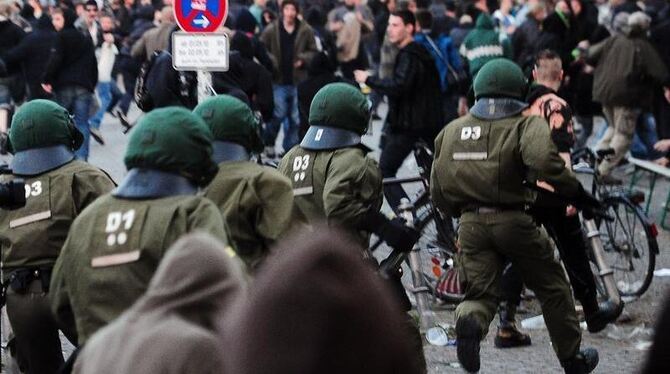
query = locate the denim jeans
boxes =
[55,86,93,160]
[117,71,136,115]
[631,112,662,160]
[263,85,300,152]
[90,81,123,129]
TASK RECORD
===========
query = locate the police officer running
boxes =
[430,59,601,374]
[278,83,425,372]
[0,100,115,374]
[278,83,418,253]
[49,107,235,344]
[194,95,299,271]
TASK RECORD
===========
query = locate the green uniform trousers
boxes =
[455,210,581,362]
[5,279,74,374]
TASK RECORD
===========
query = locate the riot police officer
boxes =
[49,107,234,344]
[278,83,425,373]
[278,83,418,251]
[194,95,298,270]
[430,59,600,374]
[0,100,115,374]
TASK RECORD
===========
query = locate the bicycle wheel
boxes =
[598,195,658,297]
[412,195,461,302]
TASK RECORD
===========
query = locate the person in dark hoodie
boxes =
[221,226,424,374]
[72,233,247,374]
[42,6,97,161]
[354,10,443,212]
[296,51,346,140]
[235,8,274,73]
[1,13,55,100]
[213,31,274,122]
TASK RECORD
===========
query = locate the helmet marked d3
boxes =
[473,58,528,100]
[7,99,83,153]
[308,83,371,135]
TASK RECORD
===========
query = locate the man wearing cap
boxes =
[431,59,601,374]
[0,100,115,374]
[194,95,298,271]
[49,107,234,344]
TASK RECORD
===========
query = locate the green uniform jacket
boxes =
[49,194,230,344]
[430,114,580,215]
[278,146,382,245]
[0,160,115,278]
[204,161,296,269]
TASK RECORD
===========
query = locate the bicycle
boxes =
[371,141,461,305]
[571,147,660,298]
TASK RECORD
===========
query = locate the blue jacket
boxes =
[414,32,463,93]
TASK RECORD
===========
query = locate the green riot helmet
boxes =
[470,59,530,120]
[193,95,264,155]
[124,107,218,187]
[301,83,371,150]
[8,99,84,175]
[473,58,528,100]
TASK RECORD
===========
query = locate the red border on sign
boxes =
[174,0,228,33]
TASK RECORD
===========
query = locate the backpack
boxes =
[134,51,197,112]
[134,50,161,112]
[417,33,468,94]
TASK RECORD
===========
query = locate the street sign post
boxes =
[173,0,229,103]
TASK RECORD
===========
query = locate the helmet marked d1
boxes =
[193,95,263,154]
[124,107,218,187]
[473,58,528,100]
[7,99,83,153]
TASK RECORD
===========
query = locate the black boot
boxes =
[494,302,531,348]
[562,348,599,374]
[456,316,482,373]
[583,298,624,333]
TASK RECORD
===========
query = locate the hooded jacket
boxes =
[460,13,512,76]
[73,233,247,374]
[43,8,98,92]
[221,227,423,374]
[366,41,444,139]
[215,35,274,122]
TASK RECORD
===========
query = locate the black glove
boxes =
[378,217,421,252]
[574,185,604,219]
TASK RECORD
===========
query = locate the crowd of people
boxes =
[1,0,670,373]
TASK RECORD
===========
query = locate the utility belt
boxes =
[461,204,530,215]
[4,266,53,295]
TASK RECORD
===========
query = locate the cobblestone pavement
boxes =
[2,105,669,373]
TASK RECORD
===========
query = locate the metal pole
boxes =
[197,70,213,104]
[397,198,435,332]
